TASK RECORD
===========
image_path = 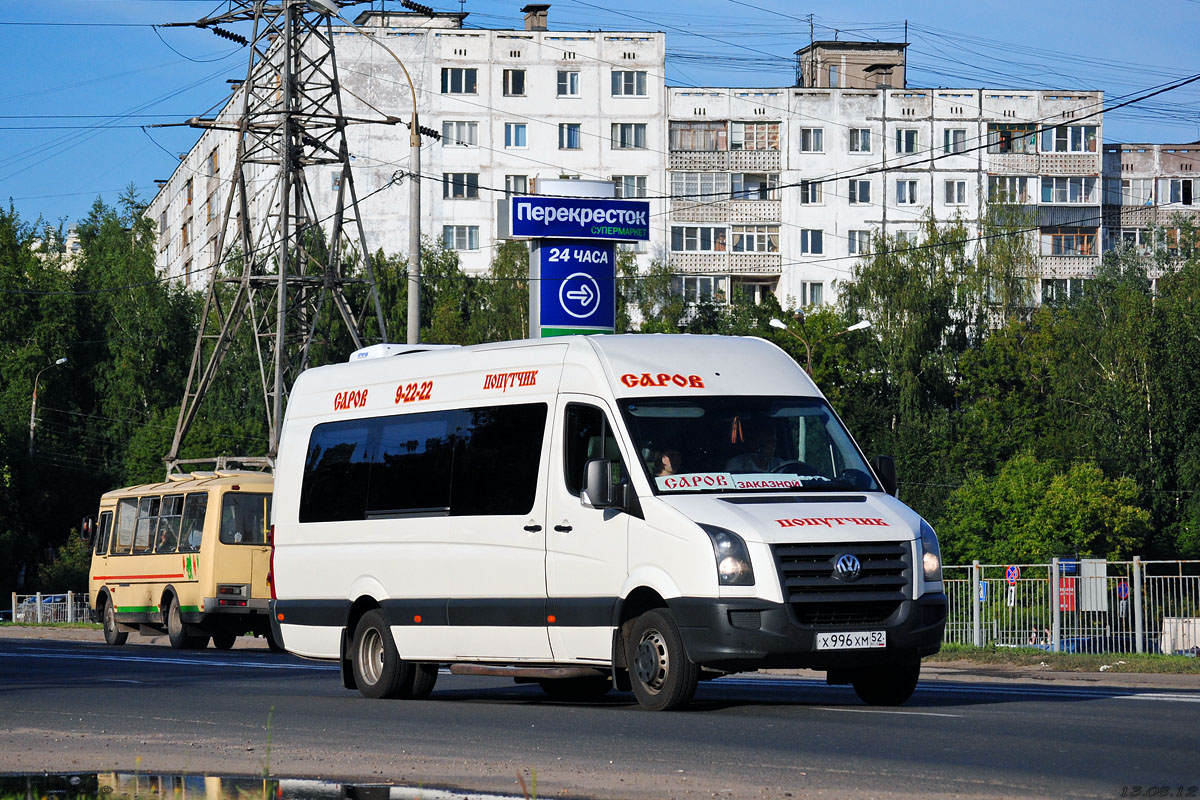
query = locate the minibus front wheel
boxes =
[626,609,699,711]
[101,599,127,646]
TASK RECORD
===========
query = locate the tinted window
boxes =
[563,404,624,496]
[300,403,548,522]
[220,493,272,545]
[94,511,113,556]
[179,493,208,553]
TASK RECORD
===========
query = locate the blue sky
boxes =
[1,0,1197,227]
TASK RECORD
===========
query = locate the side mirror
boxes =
[581,458,615,509]
[872,455,898,497]
[80,516,95,542]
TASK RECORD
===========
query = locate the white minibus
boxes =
[269,335,945,710]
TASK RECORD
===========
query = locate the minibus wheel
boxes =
[212,633,238,650]
[851,661,921,706]
[409,662,439,699]
[102,601,128,646]
[626,609,699,711]
[166,597,209,650]
[351,609,414,699]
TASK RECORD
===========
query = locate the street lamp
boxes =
[769,317,871,375]
[307,0,425,344]
[29,357,67,456]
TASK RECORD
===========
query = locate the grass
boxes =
[931,642,1200,674]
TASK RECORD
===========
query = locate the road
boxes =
[1,636,1197,799]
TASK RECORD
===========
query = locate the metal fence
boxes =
[944,558,1200,654]
[8,592,91,624]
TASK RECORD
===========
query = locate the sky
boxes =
[1,0,1197,228]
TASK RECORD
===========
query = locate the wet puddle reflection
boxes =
[0,774,527,800]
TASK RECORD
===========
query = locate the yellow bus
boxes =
[85,471,276,650]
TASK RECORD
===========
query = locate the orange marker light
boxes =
[547,615,557,624]
[276,613,284,621]
[413,615,423,624]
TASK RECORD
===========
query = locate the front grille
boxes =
[773,541,911,627]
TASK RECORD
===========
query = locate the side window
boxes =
[450,404,547,516]
[563,404,624,496]
[94,511,113,556]
[371,414,454,516]
[112,498,137,555]
[156,495,184,553]
[220,493,272,545]
[179,493,208,553]
[300,421,372,523]
[133,496,160,554]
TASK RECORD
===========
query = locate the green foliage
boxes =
[38,532,92,592]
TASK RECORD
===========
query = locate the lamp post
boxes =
[29,357,67,456]
[307,0,425,344]
[769,317,870,375]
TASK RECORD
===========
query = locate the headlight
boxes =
[919,519,942,583]
[699,524,755,586]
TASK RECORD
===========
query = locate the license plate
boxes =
[816,631,886,650]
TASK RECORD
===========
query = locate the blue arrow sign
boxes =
[538,240,615,333]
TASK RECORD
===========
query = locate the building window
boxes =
[611,123,647,149]
[1117,178,1152,206]
[672,171,729,200]
[1042,278,1087,302]
[503,69,526,97]
[559,123,582,150]
[798,181,822,205]
[943,128,967,154]
[208,148,219,176]
[732,121,780,151]
[185,178,193,205]
[670,226,727,252]
[801,280,824,306]
[441,121,478,147]
[504,123,527,148]
[988,176,1034,203]
[849,128,871,153]
[945,180,967,205]
[1169,178,1194,205]
[799,229,823,255]
[848,179,871,204]
[557,70,580,97]
[505,175,529,196]
[442,173,479,200]
[672,274,727,304]
[798,127,824,153]
[987,123,1037,154]
[897,179,919,205]
[442,225,479,251]
[613,175,647,198]
[611,70,647,96]
[1041,125,1098,153]
[732,172,779,201]
[828,64,839,88]
[847,229,871,255]
[440,68,477,94]
[180,220,190,248]
[896,230,919,245]
[895,129,919,154]
[731,225,779,253]
[158,211,167,236]
[1040,227,1097,256]
[670,121,727,152]
[1041,176,1098,204]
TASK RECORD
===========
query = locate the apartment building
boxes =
[148,5,667,285]
[1102,141,1200,289]
[663,42,1104,308]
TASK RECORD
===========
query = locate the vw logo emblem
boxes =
[834,553,862,582]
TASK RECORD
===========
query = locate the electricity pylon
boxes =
[165,0,389,471]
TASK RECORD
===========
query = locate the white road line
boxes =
[815,706,963,718]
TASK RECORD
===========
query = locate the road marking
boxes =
[0,648,337,671]
[100,679,143,684]
[1116,692,1200,703]
[815,706,962,718]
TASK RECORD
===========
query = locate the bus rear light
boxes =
[218,598,248,607]
[217,584,247,596]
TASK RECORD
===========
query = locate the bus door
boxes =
[218,492,272,596]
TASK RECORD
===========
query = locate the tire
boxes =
[625,609,699,711]
[851,661,921,706]
[212,633,238,650]
[409,662,439,699]
[166,597,208,650]
[264,627,286,653]
[351,609,413,699]
[537,675,612,701]
[102,601,128,646]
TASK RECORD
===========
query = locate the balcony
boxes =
[1039,255,1099,279]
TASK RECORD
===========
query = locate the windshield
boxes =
[619,396,880,494]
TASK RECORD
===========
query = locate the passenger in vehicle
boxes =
[654,449,683,477]
[726,425,783,473]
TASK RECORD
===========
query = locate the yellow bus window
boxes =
[112,498,137,555]
[156,495,184,553]
[179,493,208,553]
[220,493,272,545]
[133,497,160,554]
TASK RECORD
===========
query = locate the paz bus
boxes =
[85,471,277,650]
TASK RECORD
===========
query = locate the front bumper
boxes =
[669,593,946,672]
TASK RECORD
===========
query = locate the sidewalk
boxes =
[4,623,1199,690]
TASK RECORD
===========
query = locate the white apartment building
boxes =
[664,42,1105,308]
[149,5,666,285]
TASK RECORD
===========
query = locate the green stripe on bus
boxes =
[116,606,160,613]
[181,606,201,613]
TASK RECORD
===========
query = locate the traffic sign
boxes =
[1006,565,1021,585]
[977,581,987,602]
[537,239,615,335]
[1117,581,1130,600]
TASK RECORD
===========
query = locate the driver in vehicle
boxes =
[726,425,784,473]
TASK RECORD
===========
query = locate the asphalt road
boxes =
[1,637,1198,799]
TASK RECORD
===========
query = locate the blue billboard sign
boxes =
[538,239,615,335]
[511,196,650,241]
